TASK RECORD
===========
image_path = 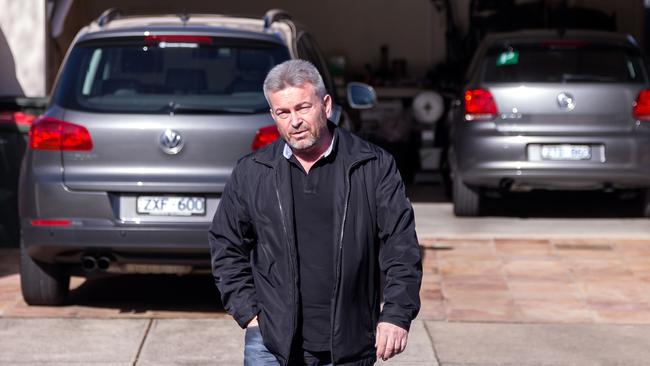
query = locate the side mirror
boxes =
[346,82,376,109]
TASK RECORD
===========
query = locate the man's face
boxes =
[268,83,332,151]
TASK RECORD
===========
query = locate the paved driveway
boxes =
[2,207,650,323]
[2,197,650,365]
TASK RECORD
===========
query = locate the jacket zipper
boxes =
[275,179,297,364]
[330,159,364,365]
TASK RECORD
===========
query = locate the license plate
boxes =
[136,196,205,216]
[541,145,591,161]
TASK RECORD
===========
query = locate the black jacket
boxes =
[209,125,422,365]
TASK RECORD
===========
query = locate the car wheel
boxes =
[20,243,70,305]
[452,176,481,216]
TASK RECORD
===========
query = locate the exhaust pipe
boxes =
[499,178,514,191]
[97,256,111,271]
[81,256,97,272]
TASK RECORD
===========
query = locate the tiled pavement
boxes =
[418,238,650,324]
[2,237,650,323]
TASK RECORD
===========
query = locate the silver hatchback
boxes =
[447,30,650,216]
[19,9,374,305]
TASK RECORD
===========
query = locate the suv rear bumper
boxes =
[22,224,211,267]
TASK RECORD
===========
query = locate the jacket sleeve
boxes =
[375,152,422,332]
[208,161,259,328]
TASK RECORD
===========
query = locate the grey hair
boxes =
[263,59,327,104]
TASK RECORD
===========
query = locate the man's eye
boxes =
[276,111,289,119]
[298,105,312,114]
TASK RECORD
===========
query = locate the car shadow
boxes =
[407,175,645,218]
[67,273,226,314]
[0,248,18,278]
[483,190,644,218]
[406,173,450,203]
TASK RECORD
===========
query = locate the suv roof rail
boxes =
[263,9,292,29]
[96,8,123,27]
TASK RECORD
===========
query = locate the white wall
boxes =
[0,0,46,97]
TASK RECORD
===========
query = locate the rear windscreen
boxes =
[53,36,291,114]
[482,42,647,83]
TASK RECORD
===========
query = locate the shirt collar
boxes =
[283,133,336,160]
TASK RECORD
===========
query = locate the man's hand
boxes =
[375,322,408,361]
[246,316,258,328]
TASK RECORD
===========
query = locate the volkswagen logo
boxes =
[159,129,184,155]
[557,92,576,111]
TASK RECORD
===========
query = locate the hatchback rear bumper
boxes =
[460,162,650,190]
[454,129,650,190]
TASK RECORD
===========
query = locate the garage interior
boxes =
[42,0,647,175]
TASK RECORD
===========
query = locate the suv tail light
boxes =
[0,111,37,127]
[252,124,280,151]
[29,117,93,151]
[31,219,71,227]
[633,90,650,121]
[464,89,498,121]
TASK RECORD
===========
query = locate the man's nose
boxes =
[289,111,303,126]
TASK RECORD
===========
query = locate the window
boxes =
[482,42,647,83]
[297,32,338,101]
[53,37,290,113]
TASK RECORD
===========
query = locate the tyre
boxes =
[20,243,70,305]
[439,149,452,199]
[643,189,650,218]
[452,176,481,216]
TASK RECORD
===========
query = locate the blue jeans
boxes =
[244,326,333,366]
[244,326,280,366]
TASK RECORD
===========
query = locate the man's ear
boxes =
[323,94,332,119]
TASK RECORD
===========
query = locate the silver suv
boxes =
[19,9,374,305]
[447,30,650,216]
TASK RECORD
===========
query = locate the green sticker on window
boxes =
[496,51,519,66]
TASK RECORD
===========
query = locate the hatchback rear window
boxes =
[482,42,647,83]
[53,36,291,114]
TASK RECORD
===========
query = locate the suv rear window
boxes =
[53,36,290,114]
[482,42,647,83]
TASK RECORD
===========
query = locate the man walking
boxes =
[209,60,422,365]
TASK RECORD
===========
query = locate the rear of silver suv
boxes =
[19,10,363,305]
[448,30,650,216]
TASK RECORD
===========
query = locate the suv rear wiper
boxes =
[164,102,259,114]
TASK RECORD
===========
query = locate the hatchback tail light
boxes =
[29,117,93,151]
[252,124,280,151]
[464,89,498,121]
[633,89,650,121]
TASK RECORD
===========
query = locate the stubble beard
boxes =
[287,132,318,151]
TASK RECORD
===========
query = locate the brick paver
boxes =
[418,237,650,324]
[2,238,650,323]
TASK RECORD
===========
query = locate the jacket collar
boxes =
[252,121,376,169]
